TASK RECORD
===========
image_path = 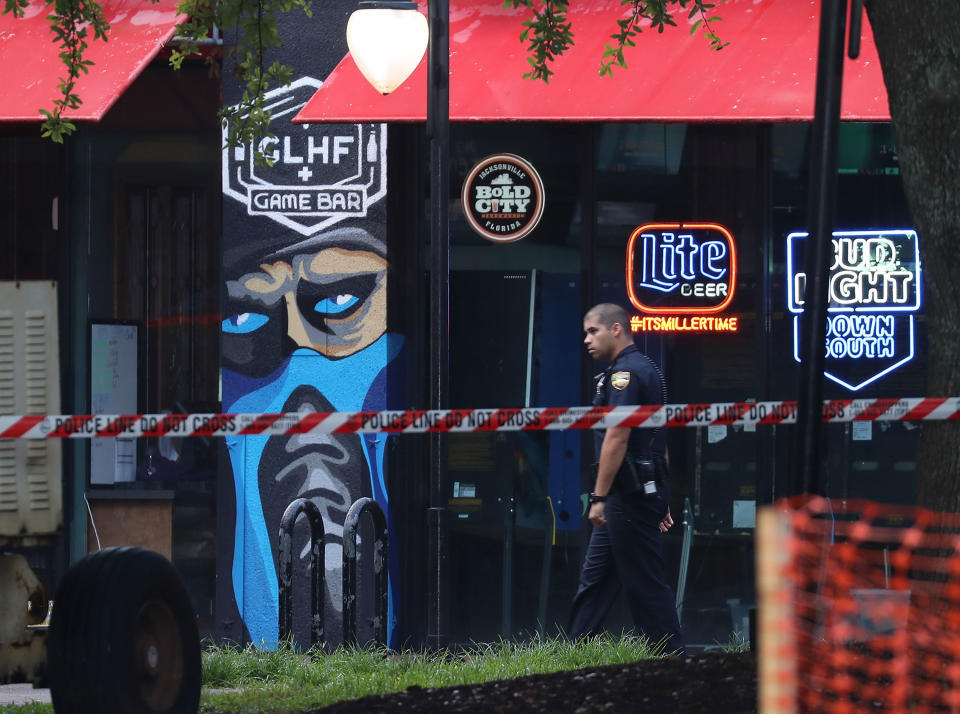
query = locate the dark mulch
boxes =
[312,652,757,713]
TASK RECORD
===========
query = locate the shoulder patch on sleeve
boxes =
[611,371,631,390]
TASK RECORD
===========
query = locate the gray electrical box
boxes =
[0,281,62,541]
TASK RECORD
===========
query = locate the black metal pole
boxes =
[791,0,848,497]
[426,0,450,650]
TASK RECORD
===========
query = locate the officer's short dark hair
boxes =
[585,303,630,331]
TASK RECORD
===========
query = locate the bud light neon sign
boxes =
[787,229,922,391]
[626,222,738,332]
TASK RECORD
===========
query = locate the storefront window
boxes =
[444,124,583,641]
[419,118,919,648]
[595,122,765,644]
[771,123,920,506]
[84,124,221,639]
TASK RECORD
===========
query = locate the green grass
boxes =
[718,631,750,653]
[200,632,664,713]
[0,633,666,714]
[0,704,52,714]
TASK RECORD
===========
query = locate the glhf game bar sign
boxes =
[787,229,922,391]
[626,222,739,333]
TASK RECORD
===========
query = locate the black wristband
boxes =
[588,493,607,505]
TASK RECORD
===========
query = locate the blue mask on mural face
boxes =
[221,238,399,648]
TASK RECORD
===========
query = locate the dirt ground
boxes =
[312,652,757,713]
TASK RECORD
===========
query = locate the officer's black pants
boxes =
[567,488,685,655]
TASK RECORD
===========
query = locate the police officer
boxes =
[567,303,684,654]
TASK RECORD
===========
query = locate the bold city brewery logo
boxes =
[627,223,736,315]
[787,229,922,391]
[222,77,386,236]
[461,154,545,243]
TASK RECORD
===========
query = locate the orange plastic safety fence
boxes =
[778,497,960,713]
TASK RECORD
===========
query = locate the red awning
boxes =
[295,0,890,124]
[0,0,184,122]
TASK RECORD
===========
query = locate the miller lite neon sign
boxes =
[626,222,738,332]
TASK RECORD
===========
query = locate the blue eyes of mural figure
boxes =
[222,295,358,335]
[222,312,269,334]
[314,294,358,316]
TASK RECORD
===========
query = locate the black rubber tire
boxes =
[46,547,201,714]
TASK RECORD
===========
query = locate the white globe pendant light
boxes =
[347,1,429,95]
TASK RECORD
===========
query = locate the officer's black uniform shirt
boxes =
[592,343,667,460]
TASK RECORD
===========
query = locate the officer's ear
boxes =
[610,321,624,337]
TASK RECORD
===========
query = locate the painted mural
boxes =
[220,77,398,647]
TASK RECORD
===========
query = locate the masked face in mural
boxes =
[223,230,389,370]
[221,226,399,647]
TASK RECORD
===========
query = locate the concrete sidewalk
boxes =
[0,683,51,705]
[0,685,235,707]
